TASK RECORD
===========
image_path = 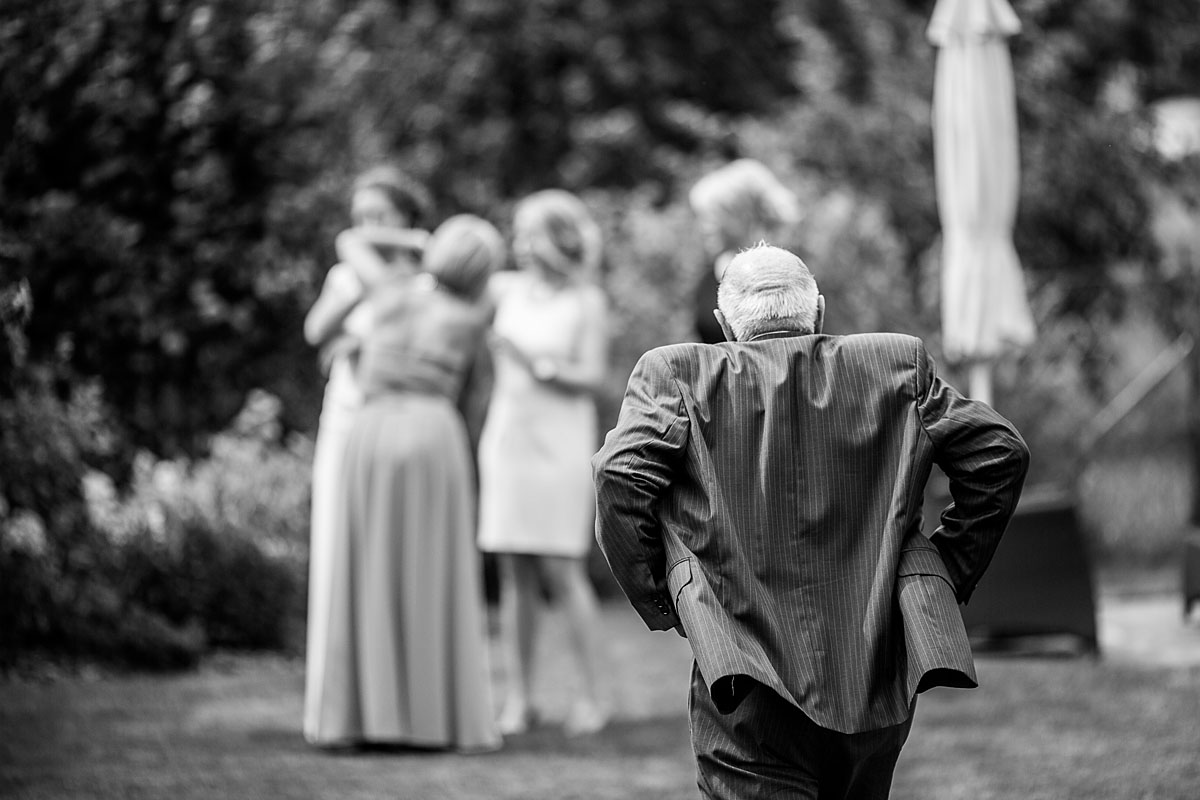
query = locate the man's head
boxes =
[715,243,823,342]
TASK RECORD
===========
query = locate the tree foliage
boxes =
[0,0,804,460]
[1,0,323,456]
[1,0,1197,467]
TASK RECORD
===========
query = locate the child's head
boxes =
[350,165,432,230]
[512,189,602,280]
[423,215,506,301]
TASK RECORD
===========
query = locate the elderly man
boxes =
[593,244,1029,799]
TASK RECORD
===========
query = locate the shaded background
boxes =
[2,0,1199,669]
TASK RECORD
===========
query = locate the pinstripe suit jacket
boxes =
[592,331,1029,734]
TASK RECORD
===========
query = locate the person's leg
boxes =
[541,555,609,734]
[689,665,820,799]
[497,553,540,734]
[826,703,914,800]
[690,661,914,800]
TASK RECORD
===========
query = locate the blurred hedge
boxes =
[0,387,309,671]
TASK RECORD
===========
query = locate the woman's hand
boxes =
[488,332,571,388]
[487,332,533,370]
[335,227,427,288]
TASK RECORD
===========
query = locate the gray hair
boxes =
[717,243,820,341]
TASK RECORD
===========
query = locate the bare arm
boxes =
[307,227,430,348]
[491,285,609,394]
[303,263,364,347]
[334,227,429,287]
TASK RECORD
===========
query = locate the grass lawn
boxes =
[2,600,1198,800]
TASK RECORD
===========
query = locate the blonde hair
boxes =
[717,243,819,341]
[513,189,603,277]
[688,159,801,247]
[423,214,506,300]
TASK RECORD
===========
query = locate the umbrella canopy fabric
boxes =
[929,0,1035,366]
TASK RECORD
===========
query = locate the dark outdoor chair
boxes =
[1183,534,1200,619]
[924,479,1101,656]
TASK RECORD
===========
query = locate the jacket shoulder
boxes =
[637,341,719,368]
[815,333,930,386]
[834,332,925,354]
[825,333,929,366]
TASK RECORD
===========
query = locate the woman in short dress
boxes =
[306,214,504,752]
[477,189,610,736]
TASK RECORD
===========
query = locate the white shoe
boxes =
[563,701,609,737]
[497,704,539,736]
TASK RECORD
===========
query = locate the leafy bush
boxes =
[0,377,158,666]
[1,385,309,671]
[115,513,298,651]
[0,520,58,655]
[113,390,314,568]
[0,378,104,561]
[49,565,206,672]
[88,390,312,654]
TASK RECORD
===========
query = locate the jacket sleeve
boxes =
[916,344,1030,604]
[592,350,689,631]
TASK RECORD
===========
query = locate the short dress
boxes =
[477,272,600,558]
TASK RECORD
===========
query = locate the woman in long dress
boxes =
[309,214,506,751]
[302,166,431,744]
[687,159,801,343]
[477,189,610,736]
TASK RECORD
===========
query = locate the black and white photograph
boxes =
[2,0,1199,797]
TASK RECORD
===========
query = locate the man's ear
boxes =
[813,295,826,335]
[713,309,736,342]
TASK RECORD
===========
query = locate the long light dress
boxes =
[304,264,372,743]
[307,282,500,751]
[477,272,600,558]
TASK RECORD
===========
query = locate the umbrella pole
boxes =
[969,361,994,406]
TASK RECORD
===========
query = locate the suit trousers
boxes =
[688,663,914,800]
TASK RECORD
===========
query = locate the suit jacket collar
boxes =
[745,329,809,342]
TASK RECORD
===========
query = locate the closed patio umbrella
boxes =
[929,0,1035,404]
